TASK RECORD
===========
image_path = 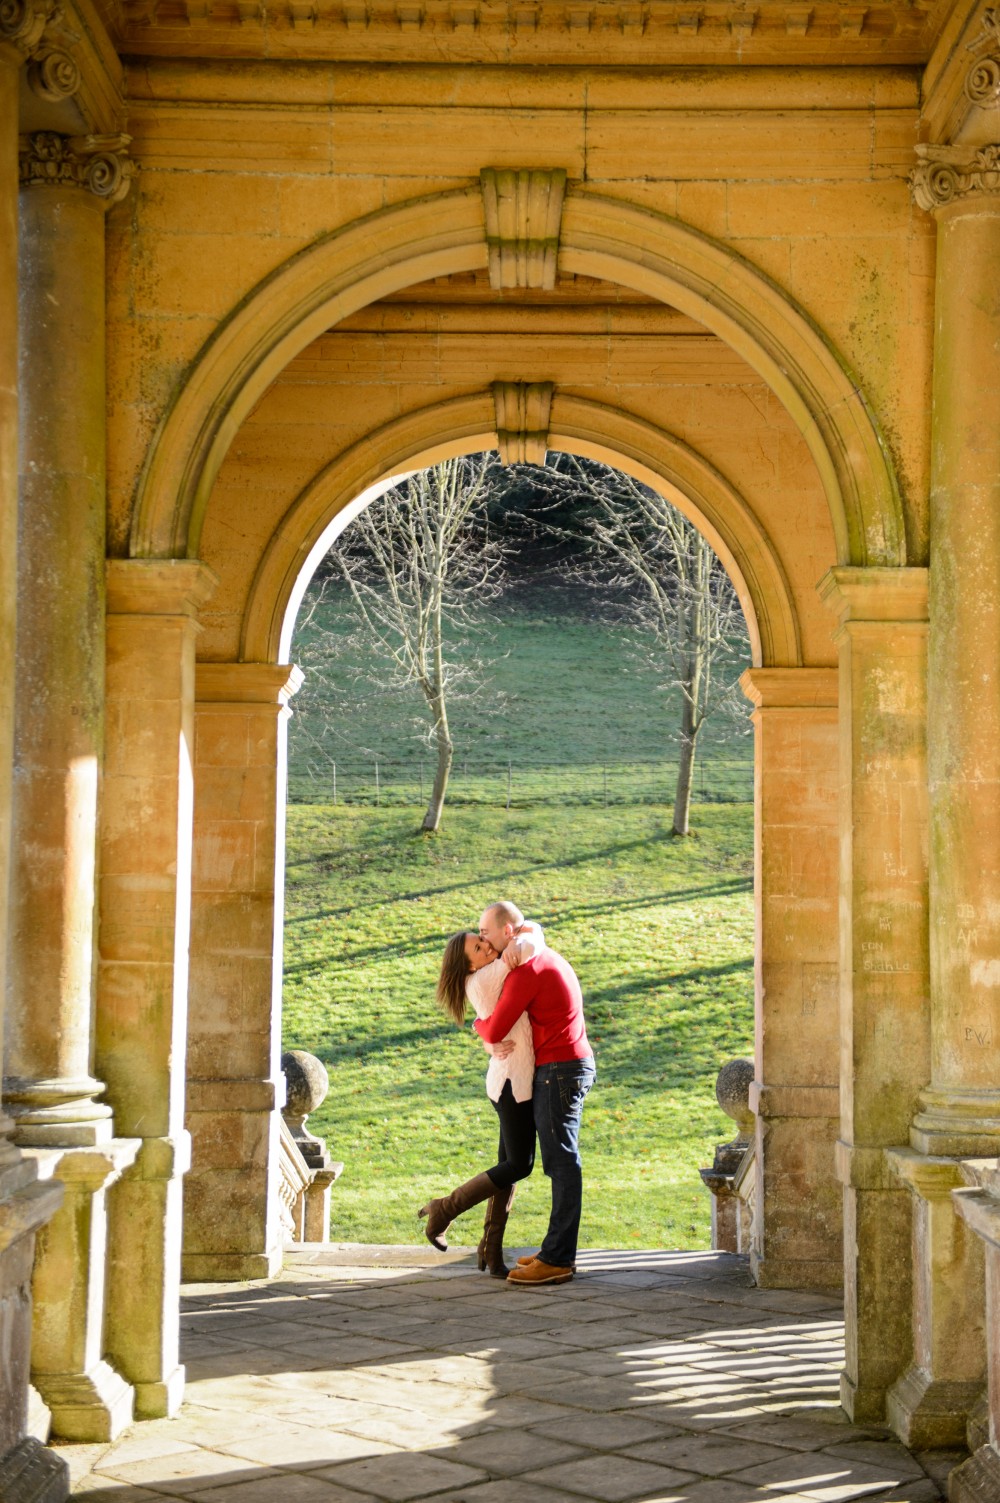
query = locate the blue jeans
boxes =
[533,1057,596,1267]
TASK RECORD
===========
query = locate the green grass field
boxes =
[281,801,755,1253]
[288,575,753,807]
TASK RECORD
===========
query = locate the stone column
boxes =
[873,137,1000,1455]
[99,560,217,1419]
[818,567,930,1423]
[0,22,67,1496]
[909,145,1000,1159]
[5,132,139,1445]
[183,662,302,1281]
[739,667,841,1290]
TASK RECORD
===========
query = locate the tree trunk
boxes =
[673,672,698,836]
[422,692,453,831]
[673,734,696,836]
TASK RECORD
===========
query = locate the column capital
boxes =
[19,131,133,206]
[911,143,1000,215]
[739,666,837,710]
[818,565,929,626]
[195,662,304,706]
[0,0,56,59]
[106,560,218,617]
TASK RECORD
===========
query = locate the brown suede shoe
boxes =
[506,1259,575,1286]
[516,1254,538,1266]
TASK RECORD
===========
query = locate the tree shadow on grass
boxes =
[284,880,751,975]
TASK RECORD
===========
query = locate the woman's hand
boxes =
[491,1038,516,1060]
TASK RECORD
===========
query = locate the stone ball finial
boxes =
[281,1049,330,1122]
[716,1058,755,1138]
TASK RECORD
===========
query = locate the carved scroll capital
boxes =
[966,8,1000,108]
[0,0,55,57]
[493,381,553,466]
[911,142,1000,212]
[19,132,134,205]
[480,168,567,290]
[27,44,79,98]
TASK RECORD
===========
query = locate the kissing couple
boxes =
[419,900,596,1286]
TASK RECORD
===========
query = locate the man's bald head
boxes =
[479,900,523,952]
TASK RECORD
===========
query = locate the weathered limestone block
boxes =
[99,560,216,1418]
[885,1152,985,1449]
[184,663,301,1282]
[950,1169,1000,1502]
[25,1143,139,1442]
[819,567,930,1423]
[740,667,841,1290]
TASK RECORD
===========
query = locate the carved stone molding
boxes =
[911,143,1000,212]
[480,168,566,290]
[966,8,1000,108]
[493,380,553,466]
[27,43,80,98]
[0,0,56,57]
[19,131,134,204]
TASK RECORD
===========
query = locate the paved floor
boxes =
[60,1248,960,1502]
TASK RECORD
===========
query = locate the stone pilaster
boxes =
[99,560,217,1418]
[184,662,302,1281]
[818,566,930,1423]
[883,1151,985,1449]
[739,667,841,1290]
[950,1169,1000,1502]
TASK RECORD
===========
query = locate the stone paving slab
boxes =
[58,1249,953,1502]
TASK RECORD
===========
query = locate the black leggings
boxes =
[485,1081,536,1190]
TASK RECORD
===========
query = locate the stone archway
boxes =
[129,185,907,570]
[240,393,802,671]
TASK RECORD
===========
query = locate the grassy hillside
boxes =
[287,572,753,806]
[281,802,755,1252]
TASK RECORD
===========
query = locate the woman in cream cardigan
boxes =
[419,924,541,1276]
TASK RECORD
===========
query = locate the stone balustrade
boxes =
[278,1050,343,1245]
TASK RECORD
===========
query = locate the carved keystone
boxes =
[480,167,567,290]
[492,381,553,466]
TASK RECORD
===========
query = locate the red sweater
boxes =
[473,949,592,1066]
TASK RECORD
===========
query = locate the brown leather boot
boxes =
[477,1184,516,1278]
[418,1172,497,1251]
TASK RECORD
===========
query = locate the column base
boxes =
[0,1437,68,1503]
[134,1365,186,1420]
[911,1090,1000,1158]
[841,1369,890,1424]
[949,1445,1000,1502]
[751,1252,843,1290]
[886,1365,982,1450]
[38,1361,134,1444]
[182,1249,282,1282]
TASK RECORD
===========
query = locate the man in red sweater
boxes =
[474,901,596,1285]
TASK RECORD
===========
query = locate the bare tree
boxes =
[296,456,508,832]
[536,458,750,836]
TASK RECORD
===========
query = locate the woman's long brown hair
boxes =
[437,931,474,1025]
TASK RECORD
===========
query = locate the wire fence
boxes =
[287,756,753,809]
